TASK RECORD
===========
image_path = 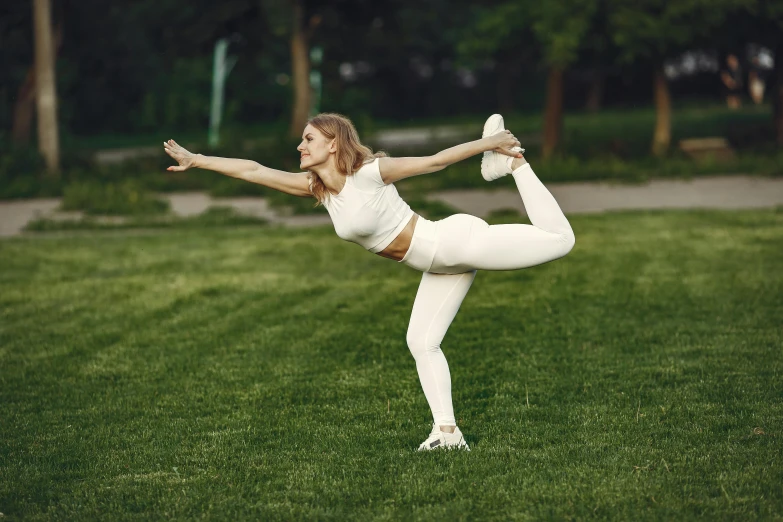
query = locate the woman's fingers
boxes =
[494,147,524,157]
[163,139,189,171]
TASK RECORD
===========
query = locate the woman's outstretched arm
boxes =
[378,130,521,184]
[163,139,312,197]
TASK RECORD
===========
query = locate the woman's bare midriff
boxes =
[376,214,419,262]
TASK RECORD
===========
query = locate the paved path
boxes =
[2,175,782,237]
[430,175,783,217]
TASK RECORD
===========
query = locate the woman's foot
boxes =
[417,423,471,451]
[481,114,525,181]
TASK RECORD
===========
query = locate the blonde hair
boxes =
[305,113,387,205]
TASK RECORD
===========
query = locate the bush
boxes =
[402,196,459,220]
[61,181,169,216]
[0,145,62,199]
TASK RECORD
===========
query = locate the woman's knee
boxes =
[560,231,575,256]
[406,329,438,359]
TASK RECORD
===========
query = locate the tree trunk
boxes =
[12,68,36,146]
[289,0,311,139]
[585,68,604,112]
[651,62,671,157]
[33,0,60,174]
[542,67,564,159]
[13,22,62,147]
[774,41,783,147]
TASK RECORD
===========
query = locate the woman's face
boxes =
[297,124,335,170]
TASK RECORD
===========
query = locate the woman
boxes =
[163,113,575,452]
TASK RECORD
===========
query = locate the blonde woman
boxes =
[163,113,575,451]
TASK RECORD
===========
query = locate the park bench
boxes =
[678,137,735,161]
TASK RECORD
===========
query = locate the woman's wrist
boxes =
[482,136,499,151]
[192,153,206,168]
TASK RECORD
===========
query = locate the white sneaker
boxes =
[417,423,471,451]
[480,114,524,182]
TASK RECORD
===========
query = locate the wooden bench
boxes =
[679,137,735,161]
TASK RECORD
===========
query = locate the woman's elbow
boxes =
[428,155,448,173]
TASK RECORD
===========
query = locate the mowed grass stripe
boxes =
[1,209,781,520]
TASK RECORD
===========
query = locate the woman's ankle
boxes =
[511,156,528,171]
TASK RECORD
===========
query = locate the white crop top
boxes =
[315,157,414,253]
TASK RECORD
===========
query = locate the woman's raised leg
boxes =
[430,162,575,273]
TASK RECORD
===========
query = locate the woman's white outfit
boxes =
[320,157,574,429]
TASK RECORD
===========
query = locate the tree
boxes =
[531,0,597,158]
[608,0,743,156]
[289,0,319,138]
[32,0,60,174]
[260,0,323,138]
[458,0,596,158]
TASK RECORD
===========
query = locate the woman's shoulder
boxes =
[352,157,384,190]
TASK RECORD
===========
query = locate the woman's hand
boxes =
[163,139,199,171]
[487,130,523,157]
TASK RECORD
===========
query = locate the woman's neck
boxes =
[311,162,346,195]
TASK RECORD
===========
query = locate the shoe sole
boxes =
[481,114,505,181]
[482,114,504,138]
[417,428,471,451]
[417,443,470,452]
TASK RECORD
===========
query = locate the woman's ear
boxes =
[329,139,337,153]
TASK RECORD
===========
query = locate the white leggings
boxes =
[400,163,575,426]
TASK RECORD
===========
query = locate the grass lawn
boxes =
[1,209,782,520]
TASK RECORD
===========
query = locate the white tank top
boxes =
[316,157,414,253]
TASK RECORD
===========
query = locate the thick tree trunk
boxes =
[542,67,564,159]
[289,0,311,139]
[33,0,60,174]
[774,41,783,147]
[585,68,604,112]
[652,62,671,157]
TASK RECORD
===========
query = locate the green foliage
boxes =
[531,0,598,67]
[485,207,524,223]
[1,210,782,519]
[61,181,170,216]
[1,105,778,202]
[398,196,460,221]
[456,3,525,65]
[266,190,327,215]
[0,144,59,199]
[608,0,747,61]
[458,0,597,69]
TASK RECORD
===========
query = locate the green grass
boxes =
[1,209,782,520]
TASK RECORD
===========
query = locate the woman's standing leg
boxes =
[406,270,476,430]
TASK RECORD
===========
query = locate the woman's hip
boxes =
[399,214,487,274]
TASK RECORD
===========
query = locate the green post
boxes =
[309,46,323,117]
